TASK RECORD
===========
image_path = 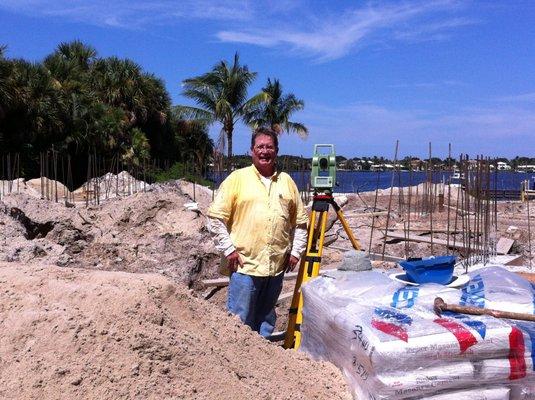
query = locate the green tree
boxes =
[7,60,64,151]
[176,53,267,170]
[0,46,13,120]
[0,46,15,145]
[43,41,98,153]
[245,78,307,138]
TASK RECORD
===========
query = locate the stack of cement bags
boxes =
[300,266,535,399]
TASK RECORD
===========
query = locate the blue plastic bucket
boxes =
[399,255,456,285]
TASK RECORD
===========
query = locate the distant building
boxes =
[517,165,535,173]
[370,163,394,171]
[496,161,512,171]
[410,159,424,171]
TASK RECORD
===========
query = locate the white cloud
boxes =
[0,0,254,28]
[0,1,476,60]
[216,0,474,61]
[393,17,478,42]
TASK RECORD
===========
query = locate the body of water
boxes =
[289,170,535,193]
[212,170,535,193]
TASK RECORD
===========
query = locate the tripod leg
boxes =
[284,209,329,349]
[336,209,362,251]
[328,196,362,251]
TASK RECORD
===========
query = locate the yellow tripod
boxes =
[284,192,361,349]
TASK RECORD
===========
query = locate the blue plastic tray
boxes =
[399,255,456,285]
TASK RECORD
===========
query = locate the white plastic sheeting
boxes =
[300,266,535,399]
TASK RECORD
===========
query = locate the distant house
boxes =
[370,163,394,171]
[517,165,535,173]
[410,159,424,171]
[497,161,512,171]
[337,160,348,170]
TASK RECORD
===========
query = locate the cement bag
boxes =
[510,383,535,400]
[356,306,511,369]
[478,322,535,382]
[348,378,510,400]
[317,270,407,306]
[319,270,459,310]
[301,273,515,372]
[478,358,534,382]
[461,266,535,314]
[423,386,510,400]
[345,359,475,400]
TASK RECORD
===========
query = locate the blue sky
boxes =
[1,0,534,159]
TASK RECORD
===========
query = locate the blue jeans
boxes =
[227,272,284,338]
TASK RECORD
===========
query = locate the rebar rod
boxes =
[7,153,12,193]
[368,170,381,255]
[446,144,452,254]
[474,155,481,262]
[40,152,44,199]
[53,148,58,203]
[406,164,413,257]
[527,191,533,269]
[1,154,4,200]
[45,151,50,200]
[428,143,434,255]
[381,140,399,261]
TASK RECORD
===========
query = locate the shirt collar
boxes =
[251,164,279,181]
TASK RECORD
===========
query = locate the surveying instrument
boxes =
[284,144,362,349]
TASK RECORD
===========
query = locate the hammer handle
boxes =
[434,297,535,322]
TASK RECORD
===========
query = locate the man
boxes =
[207,128,308,338]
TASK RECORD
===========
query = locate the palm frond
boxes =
[172,105,214,123]
[285,122,308,138]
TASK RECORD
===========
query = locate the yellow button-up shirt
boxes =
[208,165,308,277]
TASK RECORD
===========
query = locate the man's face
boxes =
[251,134,277,174]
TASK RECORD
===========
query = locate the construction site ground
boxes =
[0,177,533,399]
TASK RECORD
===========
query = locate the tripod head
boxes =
[311,144,336,194]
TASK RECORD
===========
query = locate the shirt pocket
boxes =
[273,195,294,244]
[277,196,294,222]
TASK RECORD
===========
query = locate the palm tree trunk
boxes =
[227,130,233,173]
[225,119,234,173]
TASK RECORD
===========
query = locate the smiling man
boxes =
[207,127,308,338]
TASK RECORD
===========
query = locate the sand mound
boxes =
[0,262,350,399]
[0,187,220,287]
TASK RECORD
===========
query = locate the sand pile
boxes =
[0,262,350,399]
[0,183,220,287]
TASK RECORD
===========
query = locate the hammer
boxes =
[434,297,535,322]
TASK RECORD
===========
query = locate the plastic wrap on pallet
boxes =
[340,304,511,370]
[510,383,535,399]
[476,322,535,382]
[350,382,511,400]
[301,270,514,371]
[462,266,535,314]
[299,266,535,399]
[424,386,511,400]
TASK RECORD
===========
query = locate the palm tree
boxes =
[176,53,267,170]
[43,41,99,154]
[0,46,13,122]
[245,78,308,138]
[44,41,96,82]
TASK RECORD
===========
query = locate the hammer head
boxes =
[433,297,446,317]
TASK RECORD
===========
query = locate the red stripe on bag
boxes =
[509,327,527,380]
[434,318,478,353]
[371,319,409,342]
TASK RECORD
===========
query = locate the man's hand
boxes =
[226,251,244,273]
[285,255,300,273]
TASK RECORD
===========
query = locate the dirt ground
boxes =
[0,262,349,400]
[0,176,533,399]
